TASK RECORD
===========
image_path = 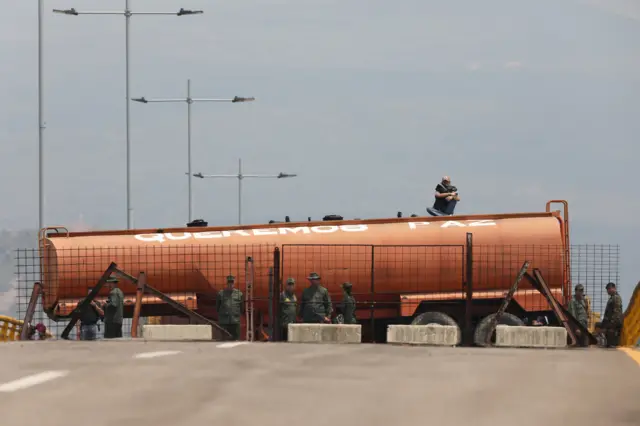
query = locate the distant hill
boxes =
[0,230,37,317]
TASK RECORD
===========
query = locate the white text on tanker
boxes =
[134,220,497,243]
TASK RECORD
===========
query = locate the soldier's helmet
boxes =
[605,282,616,290]
[574,284,584,292]
[226,274,235,283]
[341,282,353,289]
[307,272,321,280]
[286,278,296,285]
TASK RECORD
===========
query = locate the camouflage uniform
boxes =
[103,278,124,339]
[299,272,332,323]
[602,284,623,347]
[568,284,589,346]
[216,274,245,340]
[280,278,298,341]
[339,282,357,324]
[568,285,589,329]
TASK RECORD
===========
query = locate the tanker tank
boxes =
[40,207,569,322]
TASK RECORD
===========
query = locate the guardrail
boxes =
[621,281,640,347]
[0,315,53,341]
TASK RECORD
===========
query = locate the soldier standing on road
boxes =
[601,282,623,347]
[568,284,589,328]
[216,274,245,340]
[76,288,104,341]
[102,277,124,339]
[339,282,357,324]
[568,283,590,346]
[280,278,298,341]
[299,272,332,324]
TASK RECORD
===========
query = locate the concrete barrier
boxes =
[287,324,361,343]
[387,324,460,346]
[141,324,212,341]
[495,325,567,348]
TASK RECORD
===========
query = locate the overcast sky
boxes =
[2,0,639,303]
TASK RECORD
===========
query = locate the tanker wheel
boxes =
[411,311,458,327]
[411,311,462,345]
[473,313,524,347]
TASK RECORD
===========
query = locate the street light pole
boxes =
[238,158,243,225]
[193,159,297,225]
[38,0,45,231]
[53,3,203,229]
[125,0,131,228]
[187,79,192,222]
[132,82,254,222]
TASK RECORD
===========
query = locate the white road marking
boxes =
[0,370,69,393]
[133,350,182,359]
[217,342,249,349]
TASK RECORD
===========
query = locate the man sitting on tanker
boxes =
[299,272,332,324]
[427,175,460,216]
[216,274,245,340]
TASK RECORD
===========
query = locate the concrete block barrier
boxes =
[287,324,361,343]
[387,324,460,346]
[495,325,567,348]
[141,324,212,341]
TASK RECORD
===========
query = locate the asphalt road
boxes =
[0,341,638,426]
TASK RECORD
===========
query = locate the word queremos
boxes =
[134,220,498,243]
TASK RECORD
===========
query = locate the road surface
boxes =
[0,341,638,426]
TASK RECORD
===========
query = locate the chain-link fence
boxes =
[15,244,275,339]
[14,243,619,341]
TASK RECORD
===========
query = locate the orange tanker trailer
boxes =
[39,200,570,344]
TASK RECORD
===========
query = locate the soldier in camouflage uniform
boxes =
[601,282,623,347]
[102,277,124,339]
[568,284,589,328]
[338,282,357,324]
[568,283,589,346]
[299,272,332,324]
[216,274,245,340]
[280,278,298,341]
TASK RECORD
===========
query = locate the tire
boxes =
[473,313,524,347]
[410,311,461,345]
[411,311,458,327]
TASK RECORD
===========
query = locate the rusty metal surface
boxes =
[530,270,577,345]
[60,263,116,339]
[398,288,563,317]
[112,267,230,340]
[55,293,198,317]
[521,270,590,346]
[45,211,561,238]
[130,273,145,338]
[40,215,566,311]
[527,269,597,346]
[484,260,530,346]
[19,282,43,341]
